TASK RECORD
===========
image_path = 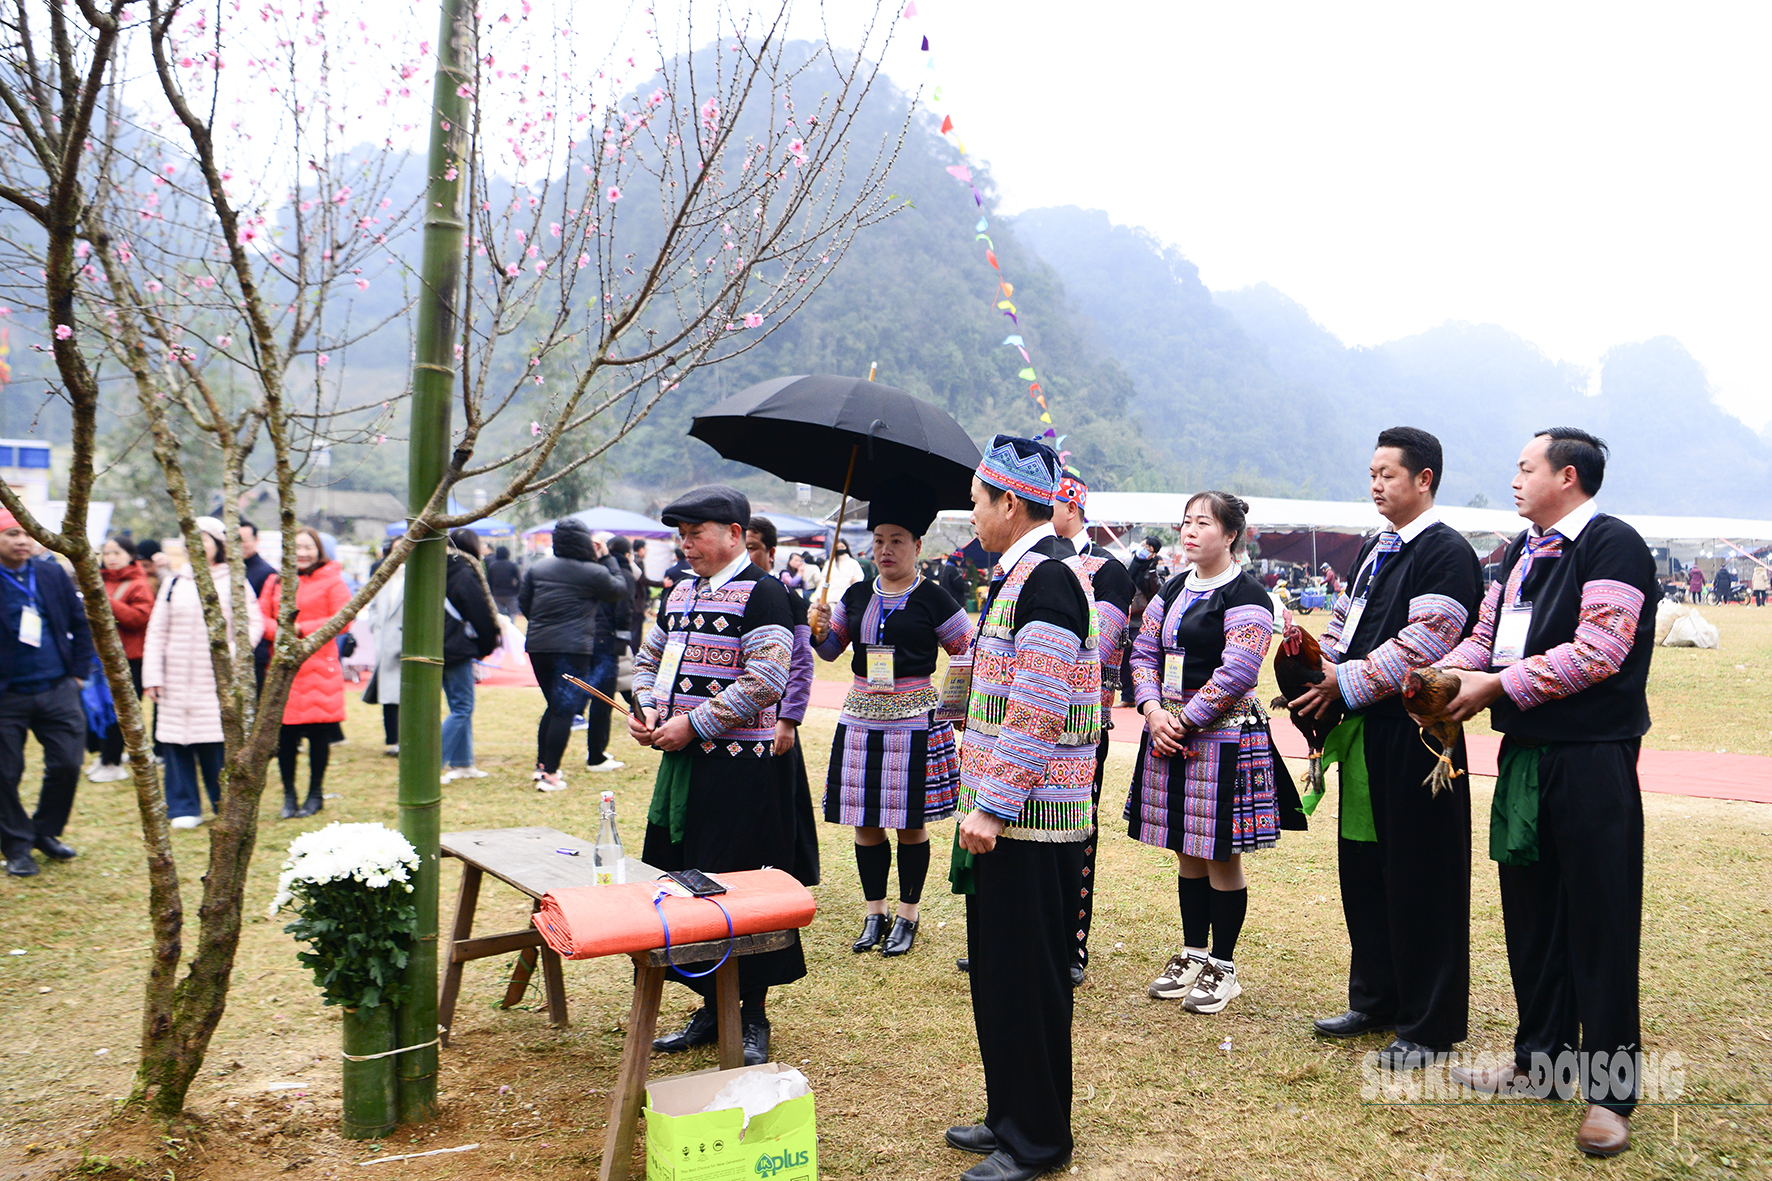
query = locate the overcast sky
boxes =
[814,0,1771,430]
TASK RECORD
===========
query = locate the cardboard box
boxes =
[644,1063,816,1181]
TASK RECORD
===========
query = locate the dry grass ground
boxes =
[1,605,1768,1180]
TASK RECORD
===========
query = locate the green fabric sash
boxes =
[948,825,975,896]
[646,748,695,846]
[1320,716,1375,843]
[1491,742,1544,866]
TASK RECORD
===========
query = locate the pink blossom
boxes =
[0,308,9,316]
[217,336,233,347]
[505,263,520,277]
[515,229,527,243]
[549,222,561,238]
[577,253,589,269]
[606,185,622,202]
[444,166,458,181]
[316,353,330,367]
[356,279,370,290]
[54,324,72,340]
[145,280,163,293]
[534,260,547,274]
[743,313,764,329]
[530,421,542,437]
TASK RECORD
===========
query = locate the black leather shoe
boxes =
[944,1124,997,1155]
[1313,1009,1395,1039]
[33,835,77,862]
[652,1007,718,1054]
[852,913,888,953]
[279,789,299,820]
[960,1149,1068,1181]
[1374,1037,1454,1071]
[6,851,39,877]
[1070,964,1086,988]
[297,791,323,818]
[741,1018,770,1066]
[956,957,970,973]
[881,916,918,957]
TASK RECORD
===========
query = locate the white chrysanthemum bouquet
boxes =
[271,822,421,1009]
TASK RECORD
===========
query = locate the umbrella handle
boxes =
[810,443,860,643]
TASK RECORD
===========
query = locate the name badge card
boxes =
[18,606,42,648]
[1493,606,1533,667]
[1336,598,1368,655]
[655,636,687,693]
[1163,652,1187,698]
[867,646,896,690]
[936,656,973,724]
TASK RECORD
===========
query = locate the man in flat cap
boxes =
[946,437,1100,1181]
[1052,472,1134,988]
[629,484,805,1064]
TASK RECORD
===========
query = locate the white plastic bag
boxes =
[1663,607,1720,649]
[700,1067,811,1130]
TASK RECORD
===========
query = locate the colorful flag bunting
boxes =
[986,250,999,270]
[940,115,953,133]
[945,164,972,183]
[1017,367,1036,380]
[921,35,930,51]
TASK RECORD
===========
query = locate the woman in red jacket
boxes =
[88,536,157,782]
[260,527,352,818]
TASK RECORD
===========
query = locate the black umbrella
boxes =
[689,370,981,637]
[687,372,981,508]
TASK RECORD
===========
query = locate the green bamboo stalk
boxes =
[395,0,472,1127]
[341,1004,397,1139]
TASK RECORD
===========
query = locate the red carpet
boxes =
[494,663,1772,805]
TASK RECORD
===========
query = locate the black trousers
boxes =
[968,836,1083,1169]
[1338,713,1471,1045]
[0,678,85,857]
[1077,729,1110,970]
[1498,739,1643,1116]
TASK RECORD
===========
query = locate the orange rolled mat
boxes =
[531,868,817,961]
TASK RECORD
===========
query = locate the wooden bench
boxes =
[438,826,799,1181]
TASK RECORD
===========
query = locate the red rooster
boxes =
[1270,620,1345,795]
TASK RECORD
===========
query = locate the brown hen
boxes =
[1402,667,1465,796]
[1270,623,1343,796]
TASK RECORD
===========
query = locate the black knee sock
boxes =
[1178,874,1210,949]
[855,841,891,902]
[896,840,930,906]
[277,732,300,796]
[1209,885,1248,964]
[307,738,330,798]
[740,988,768,1025]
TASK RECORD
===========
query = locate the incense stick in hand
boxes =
[561,673,630,717]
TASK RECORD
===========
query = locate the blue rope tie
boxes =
[651,885,735,978]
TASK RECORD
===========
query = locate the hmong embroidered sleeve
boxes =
[1318,591,1353,666]
[688,622,794,740]
[1333,593,1470,710]
[780,622,813,725]
[812,595,852,661]
[1181,604,1273,729]
[631,611,672,713]
[936,607,974,657]
[1439,582,1502,671]
[971,619,1085,821]
[1128,593,1168,708]
[1498,580,1644,709]
[1094,598,1129,671]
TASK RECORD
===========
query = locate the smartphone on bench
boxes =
[663,868,727,897]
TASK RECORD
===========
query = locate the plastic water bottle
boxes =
[593,790,625,885]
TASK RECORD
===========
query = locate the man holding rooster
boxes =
[1286,427,1483,1070]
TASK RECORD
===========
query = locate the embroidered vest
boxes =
[656,573,780,757]
[1076,548,1124,706]
[960,550,1102,838]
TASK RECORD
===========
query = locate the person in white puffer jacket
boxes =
[141,517,264,828]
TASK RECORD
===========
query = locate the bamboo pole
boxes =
[393,0,472,1126]
[809,444,859,642]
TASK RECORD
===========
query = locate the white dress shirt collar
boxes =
[1537,498,1598,542]
[1394,506,1442,544]
[703,549,751,592]
[996,522,1058,575]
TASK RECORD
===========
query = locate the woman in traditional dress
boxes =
[812,479,972,958]
[1127,491,1292,1014]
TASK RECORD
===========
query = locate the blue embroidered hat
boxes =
[975,434,1061,506]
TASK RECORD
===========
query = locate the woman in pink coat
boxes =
[141,517,265,828]
[259,527,352,819]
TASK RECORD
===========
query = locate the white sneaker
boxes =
[88,763,130,783]
[169,815,203,830]
[536,773,568,792]
[1149,952,1207,1000]
[451,766,490,779]
[585,757,625,773]
[569,715,589,731]
[1182,959,1242,1014]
